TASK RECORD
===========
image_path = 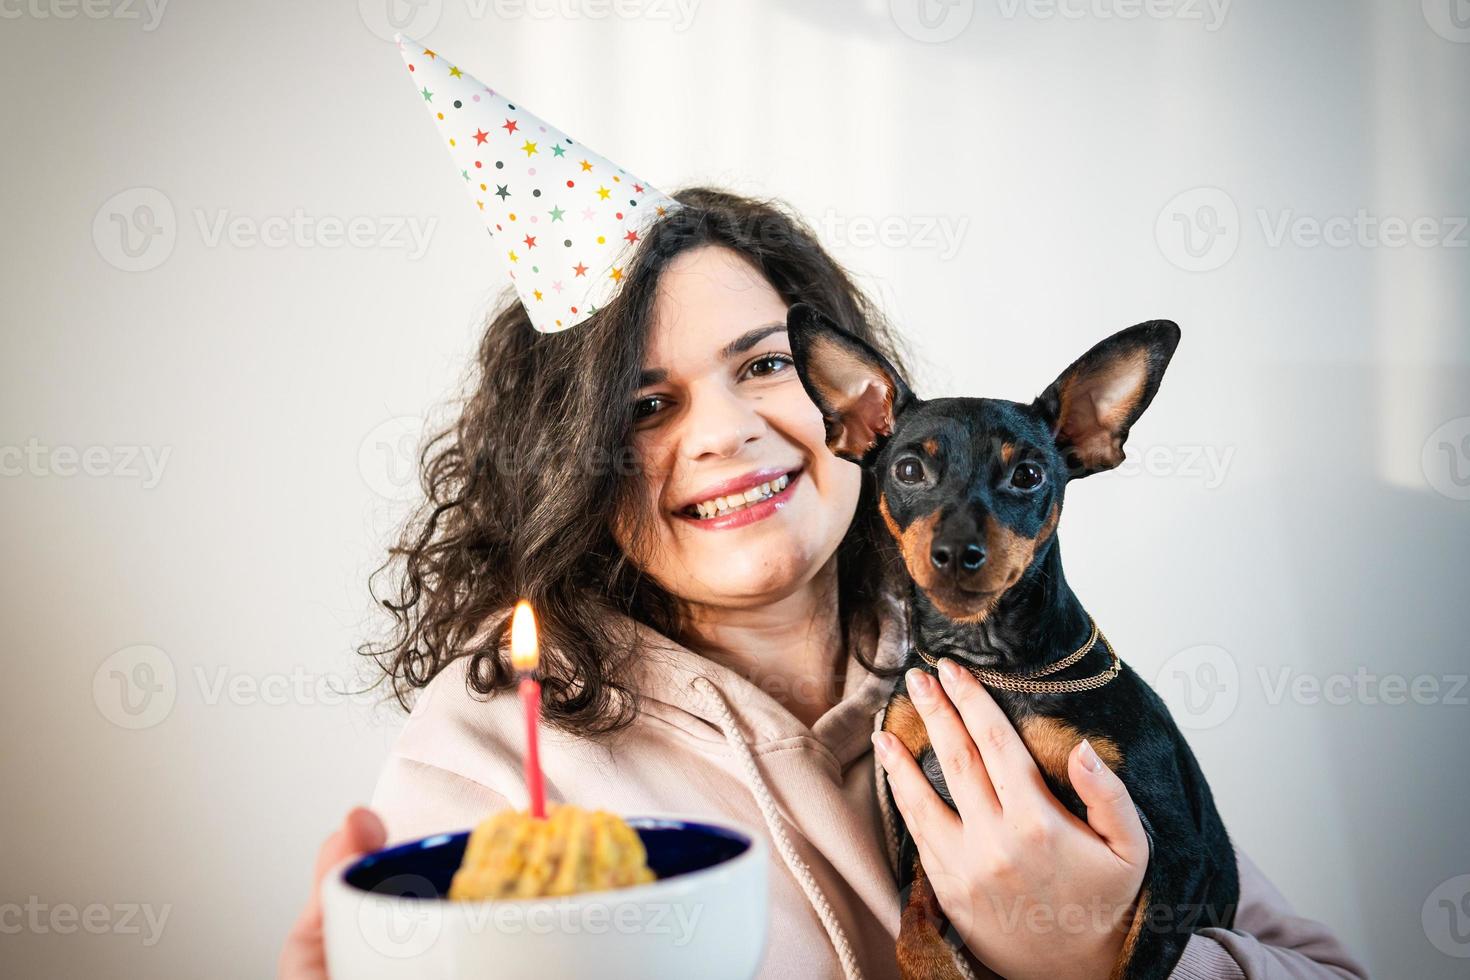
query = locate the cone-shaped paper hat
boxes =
[394,35,680,332]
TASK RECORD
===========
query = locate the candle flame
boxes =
[510,599,539,672]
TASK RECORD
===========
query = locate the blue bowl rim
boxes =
[338,814,757,900]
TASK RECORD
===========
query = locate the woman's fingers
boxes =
[873,729,963,857]
[280,807,387,980]
[894,669,1003,822]
[1068,739,1151,867]
[934,658,1048,810]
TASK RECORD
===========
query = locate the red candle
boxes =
[510,600,546,819]
[519,675,545,818]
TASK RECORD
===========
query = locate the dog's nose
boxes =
[931,541,986,572]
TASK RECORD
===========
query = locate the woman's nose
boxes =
[677,384,766,459]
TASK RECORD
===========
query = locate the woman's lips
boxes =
[674,467,803,531]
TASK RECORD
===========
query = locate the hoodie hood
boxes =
[611,589,911,768]
[601,592,916,980]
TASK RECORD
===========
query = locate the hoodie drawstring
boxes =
[692,675,865,980]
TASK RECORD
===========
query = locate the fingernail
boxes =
[906,667,934,698]
[937,657,961,685]
[871,732,891,759]
[1080,738,1106,773]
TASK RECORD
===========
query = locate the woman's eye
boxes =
[747,353,793,378]
[633,396,668,420]
[1010,462,1045,490]
[894,458,926,484]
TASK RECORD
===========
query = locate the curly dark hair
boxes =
[358,187,917,739]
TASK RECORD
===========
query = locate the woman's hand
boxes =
[278,807,387,980]
[872,658,1150,980]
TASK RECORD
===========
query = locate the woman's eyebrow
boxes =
[637,321,787,387]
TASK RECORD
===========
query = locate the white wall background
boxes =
[2,1,1467,977]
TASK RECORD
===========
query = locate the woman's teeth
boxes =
[689,472,792,520]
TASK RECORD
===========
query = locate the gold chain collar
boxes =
[912,615,1122,695]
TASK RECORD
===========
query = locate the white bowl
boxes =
[322,813,769,979]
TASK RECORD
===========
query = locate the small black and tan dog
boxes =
[786,303,1237,980]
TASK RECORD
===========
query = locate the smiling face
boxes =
[610,246,863,608]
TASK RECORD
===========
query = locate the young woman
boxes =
[279,189,1368,980]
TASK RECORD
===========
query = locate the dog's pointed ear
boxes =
[1034,320,1180,479]
[787,302,915,466]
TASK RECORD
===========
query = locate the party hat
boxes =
[394,34,681,333]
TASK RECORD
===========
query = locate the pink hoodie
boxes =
[368,593,1368,980]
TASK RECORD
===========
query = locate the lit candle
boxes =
[510,600,546,819]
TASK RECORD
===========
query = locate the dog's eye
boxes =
[894,458,926,484]
[1010,462,1045,490]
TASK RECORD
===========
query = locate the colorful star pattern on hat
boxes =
[394,34,681,333]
